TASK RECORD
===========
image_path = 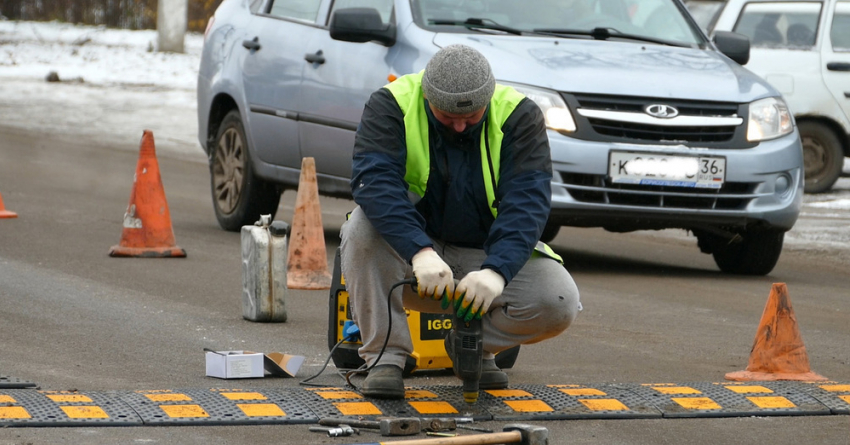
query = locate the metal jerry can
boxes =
[241,215,290,322]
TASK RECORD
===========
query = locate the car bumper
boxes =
[547,130,804,232]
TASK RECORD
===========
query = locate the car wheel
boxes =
[709,229,785,276]
[539,221,560,243]
[799,121,843,194]
[210,110,281,231]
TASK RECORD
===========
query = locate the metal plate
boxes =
[486,384,661,420]
[626,382,831,418]
[118,388,315,426]
[0,390,141,426]
[0,375,37,389]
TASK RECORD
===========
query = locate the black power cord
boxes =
[299,278,416,390]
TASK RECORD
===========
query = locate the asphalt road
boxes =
[1,126,848,444]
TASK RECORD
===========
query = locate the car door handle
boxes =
[304,50,325,64]
[826,62,850,72]
[242,37,261,51]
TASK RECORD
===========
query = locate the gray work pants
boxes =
[340,206,581,370]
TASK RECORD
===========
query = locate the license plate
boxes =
[609,151,726,189]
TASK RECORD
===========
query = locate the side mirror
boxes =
[330,7,396,47]
[713,31,750,65]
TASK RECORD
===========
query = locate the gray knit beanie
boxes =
[422,44,495,114]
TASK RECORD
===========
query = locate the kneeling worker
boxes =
[340,44,581,399]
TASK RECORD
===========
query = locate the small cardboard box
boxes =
[205,350,305,379]
[205,350,264,379]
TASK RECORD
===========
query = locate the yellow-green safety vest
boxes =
[384,71,563,264]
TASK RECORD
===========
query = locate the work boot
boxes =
[360,365,405,399]
[444,330,509,390]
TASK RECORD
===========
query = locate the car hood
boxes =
[432,33,775,103]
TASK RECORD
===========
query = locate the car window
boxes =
[831,0,850,51]
[412,0,703,45]
[733,1,821,48]
[330,0,394,23]
[268,0,323,22]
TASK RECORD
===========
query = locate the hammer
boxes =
[341,423,548,445]
[319,417,421,436]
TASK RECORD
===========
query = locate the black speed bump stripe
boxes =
[117,388,316,425]
[0,390,141,426]
[485,385,661,420]
[629,382,831,418]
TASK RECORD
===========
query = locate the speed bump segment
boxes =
[794,382,850,414]
[117,388,316,426]
[485,385,660,420]
[0,390,141,426]
[630,382,830,418]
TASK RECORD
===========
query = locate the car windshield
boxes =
[683,0,727,33]
[412,0,705,45]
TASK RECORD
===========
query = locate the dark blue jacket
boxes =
[350,87,552,284]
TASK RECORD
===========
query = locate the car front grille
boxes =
[586,118,736,143]
[560,173,757,210]
[563,93,752,147]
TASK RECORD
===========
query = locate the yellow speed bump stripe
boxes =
[160,404,209,418]
[0,407,31,419]
[61,406,110,419]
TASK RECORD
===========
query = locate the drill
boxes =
[451,312,483,404]
[411,279,484,404]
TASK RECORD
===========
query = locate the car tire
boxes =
[210,110,281,231]
[709,229,785,276]
[799,121,843,194]
[539,221,560,243]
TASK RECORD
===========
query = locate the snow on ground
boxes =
[0,19,202,161]
[1,20,848,256]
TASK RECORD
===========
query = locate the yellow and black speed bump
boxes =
[2,381,849,427]
[628,382,831,418]
[117,388,316,426]
[483,384,661,420]
[790,382,850,414]
[0,375,37,389]
[0,389,141,426]
[299,386,491,421]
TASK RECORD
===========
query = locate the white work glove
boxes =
[411,249,454,301]
[454,269,505,321]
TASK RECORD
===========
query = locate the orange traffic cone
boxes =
[286,157,331,290]
[0,192,17,218]
[109,130,186,258]
[725,283,826,381]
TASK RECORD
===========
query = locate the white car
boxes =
[687,0,850,193]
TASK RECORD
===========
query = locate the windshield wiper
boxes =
[429,18,523,35]
[534,27,689,47]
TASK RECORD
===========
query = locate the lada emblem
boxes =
[645,104,679,119]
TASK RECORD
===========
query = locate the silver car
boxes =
[197,0,803,275]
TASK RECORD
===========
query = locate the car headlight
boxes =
[747,97,793,141]
[499,81,576,133]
